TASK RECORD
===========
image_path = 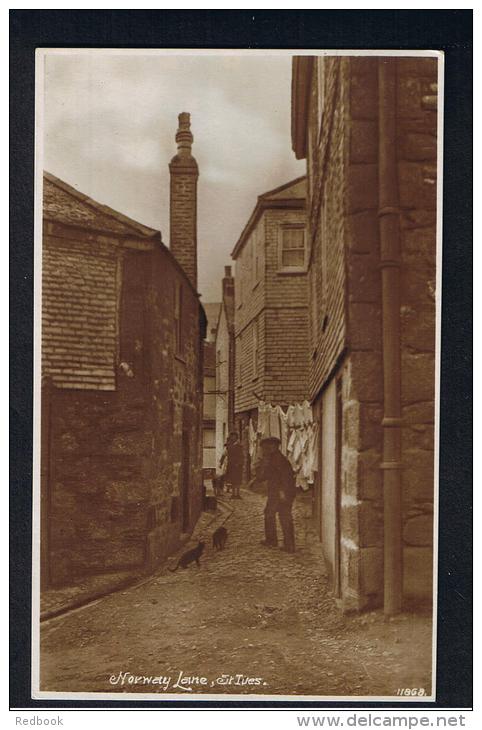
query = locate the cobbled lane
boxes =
[40,489,432,698]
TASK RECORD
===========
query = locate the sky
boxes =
[42,51,305,302]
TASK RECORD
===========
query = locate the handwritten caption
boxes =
[109,670,267,691]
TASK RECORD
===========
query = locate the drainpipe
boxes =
[378,58,403,615]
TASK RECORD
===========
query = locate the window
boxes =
[174,281,183,355]
[203,428,216,448]
[252,318,259,377]
[203,427,216,468]
[279,226,306,270]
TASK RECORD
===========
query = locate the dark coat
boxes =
[257,450,296,505]
[225,442,243,485]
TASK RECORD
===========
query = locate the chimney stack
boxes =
[169,112,198,290]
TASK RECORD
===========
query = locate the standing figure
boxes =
[217,442,228,494]
[257,436,296,552]
[225,431,243,499]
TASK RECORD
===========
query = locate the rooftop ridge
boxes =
[44,171,160,239]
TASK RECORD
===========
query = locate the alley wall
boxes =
[42,218,205,585]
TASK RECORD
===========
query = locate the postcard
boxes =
[32,47,442,701]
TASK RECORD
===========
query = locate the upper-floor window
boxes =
[174,280,183,355]
[279,225,306,271]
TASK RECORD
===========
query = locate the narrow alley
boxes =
[40,489,432,698]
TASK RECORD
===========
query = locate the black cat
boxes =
[168,541,205,571]
[212,526,228,551]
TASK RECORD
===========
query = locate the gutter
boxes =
[378,58,403,615]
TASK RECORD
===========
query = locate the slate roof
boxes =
[231,176,306,258]
[43,172,160,239]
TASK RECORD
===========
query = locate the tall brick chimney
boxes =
[222,265,234,302]
[169,112,198,289]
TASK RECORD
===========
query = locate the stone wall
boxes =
[302,55,437,610]
[341,58,384,610]
[43,235,204,586]
[145,245,204,563]
[397,57,437,603]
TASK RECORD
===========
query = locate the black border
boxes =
[10,9,473,710]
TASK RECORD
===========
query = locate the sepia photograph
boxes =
[32,47,442,701]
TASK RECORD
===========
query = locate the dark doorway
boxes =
[181,429,190,533]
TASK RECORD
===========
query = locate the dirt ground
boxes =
[39,488,433,698]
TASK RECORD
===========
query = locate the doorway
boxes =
[320,376,343,597]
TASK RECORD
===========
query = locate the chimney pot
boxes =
[175,112,194,157]
[224,265,232,278]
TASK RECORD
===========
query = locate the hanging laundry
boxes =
[286,404,296,429]
[268,404,281,439]
[278,406,289,454]
[302,400,313,425]
[287,428,298,462]
[306,422,319,478]
[255,399,316,491]
[292,430,304,464]
[257,401,270,437]
[248,418,257,459]
[293,402,305,428]
[302,427,314,481]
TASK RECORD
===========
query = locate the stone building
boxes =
[214,266,235,469]
[291,56,438,612]
[201,303,220,477]
[202,340,216,476]
[41,113,206,587]
[231,177,310,478]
